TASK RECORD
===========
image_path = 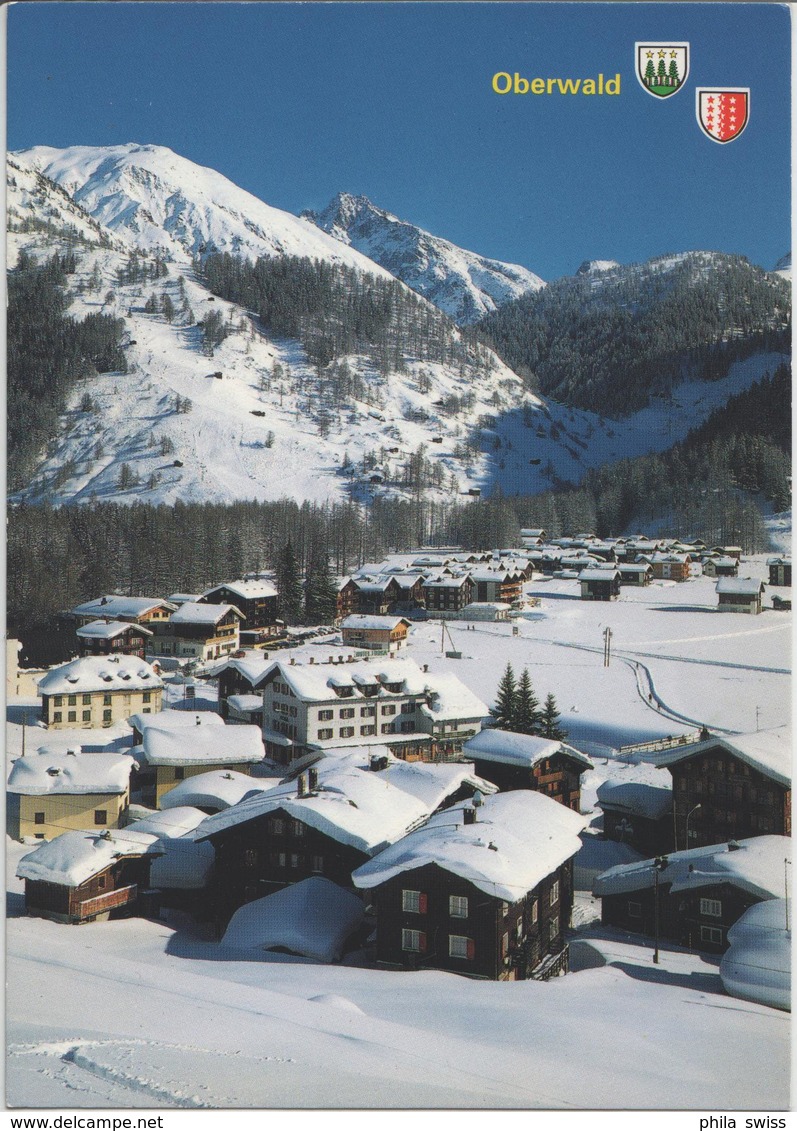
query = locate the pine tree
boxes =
[540,693,568,740]
[490,662,517,729]
[276,540,304,625]
[514,667,541,735]
[305,547,338,625]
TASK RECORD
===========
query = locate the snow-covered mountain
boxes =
[304,192,544,325]
[18,144,395,278]
[773,252,791,279]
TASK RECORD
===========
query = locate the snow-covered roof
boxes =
[195,761,431,855]
[720,899,791,1012]
[141,723,264,767]
[210,652,274,687]
[8,749,134,796]
[463,729,593,770]
[149,837,215,890]
[167,593,201,605]
[129,806,209,838]
[341,615,411,632]
[227,694,264,713]
[596,763,673,820]
[716,578,765,595]
[593,836,791,902]
[128,709,225,735]
[767,557,791,566]
[419,672,489,723]
[579,568,621,582]
[16,828,161,887]
[170,601,244,625]
[315,748,498,811]
[652,728,791,787]
[38,655,163,696]
[263,656,431,703]
[76,620,154,640]
[423,575,471,589]
[221,877,365,963]
[202,579,278,601]
[159,769,271,811]
[70,595,176,620]
[353,791,588,901]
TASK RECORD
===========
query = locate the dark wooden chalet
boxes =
[579,568,621,601]
[200,580,279,630]
[768,557,792,587]
[76,620,153,659]
[462,729,592,811]
[422,575,474,616]
[353,792,586,980]
[655,730,791,850]
[596,767,674,856]
[594,835,789,953]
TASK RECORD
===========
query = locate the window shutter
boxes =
[419,931,427,952]
[466,939,476,960]
[419,893,428,913]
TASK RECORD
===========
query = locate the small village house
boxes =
[340,614,412,655]
[579,567,621,601]
[16,827,161,925]
[76,619,153,659]
[462,729,592,811]
[69,595,177,628]
[616,563,653,587]
[768,556,791,587]
[140,719,265,807]
[593,835,790,954]
[199,579,280,631]
[38,654,163,730]
[422,574,474,617]
[353,791,587,980]
[596,762,674,855]
[150,601,245,660]
[7,747,135,841]
[715,577,765,615]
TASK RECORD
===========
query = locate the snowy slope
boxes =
[18,144,396,277]
[305,191,545,324]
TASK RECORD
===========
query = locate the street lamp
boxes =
[684,802,702,850]
[652,855,669,965]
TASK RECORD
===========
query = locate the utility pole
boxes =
[603,626,612,667]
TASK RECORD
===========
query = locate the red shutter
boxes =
[419,931,427,952]
[466,938,476,960]
[419,892,428,914]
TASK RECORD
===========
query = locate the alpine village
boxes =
[6,145,792,1022]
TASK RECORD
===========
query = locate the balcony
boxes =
[77,883,138,920]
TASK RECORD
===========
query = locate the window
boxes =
[53,695,63,706]
[381,724,394,735]
[319,709,334,721]
[340,727,355,738]
[68,694,77,706]
[360,725,376,736]
[340,707,355,719]
[402,889,427,913]
[82,710,91,722]
[244,849,258,867]
[34,812,45,825]
[290,819,304,837]
[382,704,397,716]
[53,712,62,724]
[290,853,301,869]
[449,895,468,919]
[97,876,106,890]
[68,711,77,723]
[311,855,324,873]
[448,935,474,960]
[82,694,91,705]
[530,899,538,925]
[103,694,112,706]
[549,916,560,944]
[268,817,285,836]
[700,898,722,918]
[502,931,510,958]
[174,767,185,781]
[360,705,376,717]
[700,926,723,945]
[401,721,415,733]
[628,901,643,918]
[549,880,559,907]
[318,728,333,740]
[93,809,108,825]
[143,691,151,704]
[402,929,426,953]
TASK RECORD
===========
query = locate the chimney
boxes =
[472,789,484,808]
[309,656,315,664]
[298,774,307,797]
[463,807,476,825]
[308,767,319,790]
[423,664,429,673]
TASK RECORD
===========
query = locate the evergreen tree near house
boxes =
[490,662,517,729]
[304,546,338,625]
[276,540,304,625]
[540,693,568,741]
[514,667,541,735]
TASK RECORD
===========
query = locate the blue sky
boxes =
[7,2,791,280]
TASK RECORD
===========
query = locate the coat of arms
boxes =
[696,89,750,143]
[636,43,689,98]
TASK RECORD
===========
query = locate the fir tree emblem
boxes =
[635,43,689,99]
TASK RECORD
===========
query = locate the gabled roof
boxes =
[651,729,791,787]
[596,763,673,820]
[159,769,273,811]
[141,723,264,767]
[341,615,412,632]
[16,828,160,887]
[70,595,176,620]
[38,655,162,696]
[716,578,765,596]
[353,791,588,901]
[593,836,790,902]
[463,729,593,771]
[170,601,245,625]
[579,568,621,582]
[128,709,225,735]
[201,579,277,601]
[76,620,154,640]
[8,749,134,796]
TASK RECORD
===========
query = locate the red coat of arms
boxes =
[696,89,750,143]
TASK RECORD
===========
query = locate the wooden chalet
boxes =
[715,577,765,614]
[341,614,411,654]
[76,620,153,659]
[69,595,177,628]
[701,555,739,579]
[768,557,792,587]
[579,568,621,601]
[654,729,791,849]
[617,563,653,587]
[150,601,245,660]
[353,792,587,980]
[593,835,790,954]
[422,574,474,617]
[16,828,160,924]
[642,553,692,582]
[462,729,592,811]
[596,763,674,855]
[199,579,280,631]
